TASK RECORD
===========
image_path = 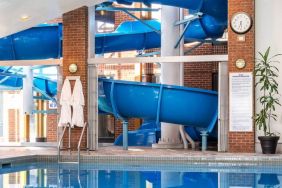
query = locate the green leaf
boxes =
[255,47,281,135]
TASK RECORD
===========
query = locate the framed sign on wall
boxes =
[229,72,253,132]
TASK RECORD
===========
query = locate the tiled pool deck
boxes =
[1,146,282,167]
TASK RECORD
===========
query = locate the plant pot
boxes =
[258,136,280,154]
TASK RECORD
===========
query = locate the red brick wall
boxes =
[98,63,142,138]
[62,7,88,148]
[114,119,141,138]
[114,8,135,29]
[228,0,255,152]
[184,43,227,90]
[46,103,57,142]
[143,48,160,78]
[48,67,63,142]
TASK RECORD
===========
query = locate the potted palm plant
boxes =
[255,47,281,154]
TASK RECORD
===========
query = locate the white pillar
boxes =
[23,66,33,114]
[88,6,99,150]
[153,5,183,148]
[218,62,229,152]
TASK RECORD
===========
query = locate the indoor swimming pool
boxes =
[0,162,281,187]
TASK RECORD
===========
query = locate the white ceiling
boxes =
[0,0,105,38]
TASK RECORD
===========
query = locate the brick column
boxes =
[8,109,20,142]
[62,7,88,148]
[228,0,255,152]
[46,103,57,142]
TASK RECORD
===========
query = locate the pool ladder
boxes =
[58,122,89,164]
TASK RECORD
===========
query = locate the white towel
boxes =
[58,79,72,127]
[71,79,85,127]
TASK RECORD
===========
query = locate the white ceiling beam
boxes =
[89,55,228,65]
[0,59,62,66]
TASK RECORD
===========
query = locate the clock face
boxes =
[231,12,252,34]
[235,59,246,69]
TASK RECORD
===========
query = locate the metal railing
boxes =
[78,122,88,163]
[58,122,88,164]
[57,124,69,163]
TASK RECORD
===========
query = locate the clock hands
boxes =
[239,21,242,30]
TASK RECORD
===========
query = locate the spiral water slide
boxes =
[100,0,227,147]
[0,0,227,146]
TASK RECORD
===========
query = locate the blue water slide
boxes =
[0,0,227,104]
[0,0,227,58]
[115,0,227,20]
[0,24,60,98]
[113,0,227,41]
[0,67,57,97]
[0,0,224,144]
[96,20,161,54]
[99,78,218,144]
[0,24,62,60]
[114,121,161,146]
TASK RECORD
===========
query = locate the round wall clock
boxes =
[230,12,252,34]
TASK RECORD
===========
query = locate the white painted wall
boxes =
[255,0,282,153]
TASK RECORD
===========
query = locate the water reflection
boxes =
[0,164,281,188]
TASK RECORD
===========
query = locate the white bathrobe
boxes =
[58,79,72,127]
[71,79,85,127]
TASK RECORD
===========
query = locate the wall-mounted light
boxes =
[235,59,246,69]
[69,63,78,73]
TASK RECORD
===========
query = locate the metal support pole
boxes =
[179,126,188,149]
[122,121,128,150]
[201,131,208,151]
[185,131,196,150]
[174,21,190,49]
[174,14,201,48]
[69,126,71,154]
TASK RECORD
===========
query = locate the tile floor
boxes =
[0,145,282,162]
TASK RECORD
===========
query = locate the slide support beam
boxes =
[201,131,208,151]
[174,14,201,48]
[122,10,161,35]
[123,121,129,150]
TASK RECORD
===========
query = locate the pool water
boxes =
[0,163,281,188]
